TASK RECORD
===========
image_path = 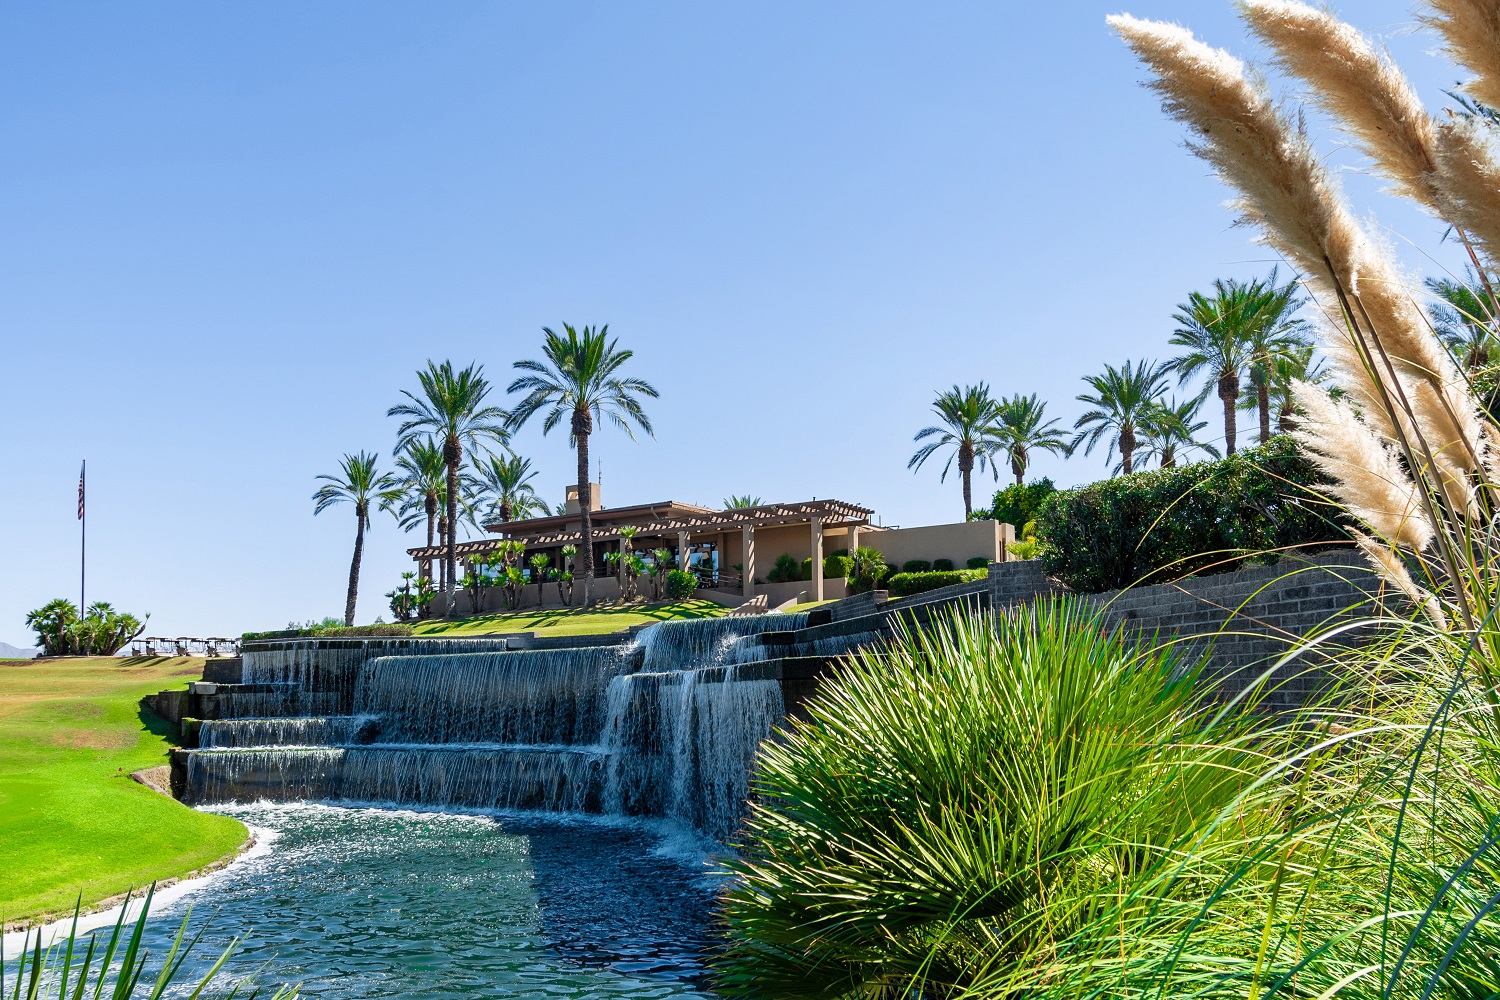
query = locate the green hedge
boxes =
[885,568,987,597]
[824,554,853,580]
[665,569,698,600]
[1036,437,1348,594]
[980,478,1057,528]
[243,623,415,641]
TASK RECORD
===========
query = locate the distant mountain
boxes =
[0,641,38,659]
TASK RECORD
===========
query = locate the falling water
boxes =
[187,612,822,839]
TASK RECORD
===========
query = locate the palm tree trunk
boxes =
[961,470,973,519]
[577,433,594,606]
[1120,424,1135,475]
[424,501,436,589]
[444,438,461,617]
[345,513,365,627]
[1258,382,1271,444]
[1219,371,1239,456]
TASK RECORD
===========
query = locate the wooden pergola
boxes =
[406,498,874,601]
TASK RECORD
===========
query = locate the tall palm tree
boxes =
[993,393,1071,486]
[392,437,446,583]
[908,384,1005,519]
[388,361,509,617]
[1138,396,1220,470]
[1239,273,1309,443]
[472,451,547,523]
[1073,360,1169,476]
[313,451,399,627]
[508,324,658,606]
[1426,269,1500,371]
[1170,276,1283,455]
[1266,343,1330,434]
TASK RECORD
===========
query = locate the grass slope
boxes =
[412,599,728,636]
[0,656,248,924]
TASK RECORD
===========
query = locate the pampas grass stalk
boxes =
[1424,0,1500,114]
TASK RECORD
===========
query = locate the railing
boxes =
[128,636,241,658]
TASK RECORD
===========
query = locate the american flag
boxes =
[77,462,85,520]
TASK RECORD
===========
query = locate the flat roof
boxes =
[407,498,874,560]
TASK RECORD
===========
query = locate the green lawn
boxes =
[411,599,728,636]
[0,657,249,925]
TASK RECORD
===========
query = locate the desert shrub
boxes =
[823,554,853,580]
[885,568,986,597]
[932,558,954,572]
[717,599,1271,998]
[966,556,991,570]
[1037,437,1347,593]
[665,569,699,600]
[901,559,932,574]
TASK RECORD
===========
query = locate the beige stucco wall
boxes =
[861,520,1013,570]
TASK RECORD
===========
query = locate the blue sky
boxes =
[0,1,1476,643]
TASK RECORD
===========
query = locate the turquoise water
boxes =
[148,804,717,998]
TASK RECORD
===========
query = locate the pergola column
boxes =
[810,517,824,602]
[848,524,860,556]
[742,525,756,601]
[677,531,690,571]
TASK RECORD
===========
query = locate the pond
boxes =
[145,804,719,998]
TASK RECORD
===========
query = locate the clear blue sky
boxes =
[0,1,1473,643]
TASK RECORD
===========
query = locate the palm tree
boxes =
[508,324,659,606]
[1169,277,1280,455]
[388,361,509,617]
[1138,396,1220,470]
[723,495,763,509]
[1267,343,1330,434]
[313,451,399,626]
[472,451,547,523]
[1426,269,1500,371]
[1073,360,1169,476]
[908,384,1005,519]
[392,438,446,583]
[1239,274,1309,443]
[993,393,1071,486]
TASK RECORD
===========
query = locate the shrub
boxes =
[846,547,888,594]
[965,556,991,570]
[665,569,699,600]
[900,559,932,574]
[801,557,813,581]
[932,558,954,572]
[823,554,853,580]
[717,599,1269,998]
[981,477,1057,528]
[1037,437,1348,593]
[885,568,986,597]
[242,622,413,641]
[767,553,802,583]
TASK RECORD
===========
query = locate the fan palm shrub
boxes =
[909,384,1006,519]
[388,361,509,617]
[716,599,1275,999]
[509,325,658,607]
[25,600,147,656]
[313,451,399,627]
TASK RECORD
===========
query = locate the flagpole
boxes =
[80,459,86,614]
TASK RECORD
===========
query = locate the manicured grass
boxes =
[779,599,835,613]
[0,657,248,925]
[411,599,728,636]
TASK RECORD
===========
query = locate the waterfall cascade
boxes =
[185,611,873,840]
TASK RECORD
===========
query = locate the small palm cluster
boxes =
[24,599,146,656]
[314,325,657,624]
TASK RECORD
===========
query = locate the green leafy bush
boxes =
[801,557,814,581]
[767,553,803,583]
[932,558,954,572]
[823,554,853,580]
[966,556,991,570]
[1036,437,1347,593]
[900,559,932,574]
[716,599,1267,998]
[243,622,414,641]
[885,568,986,597]
[665,569,699,600]
[980,477,1057,528]
[846,547,888,595]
